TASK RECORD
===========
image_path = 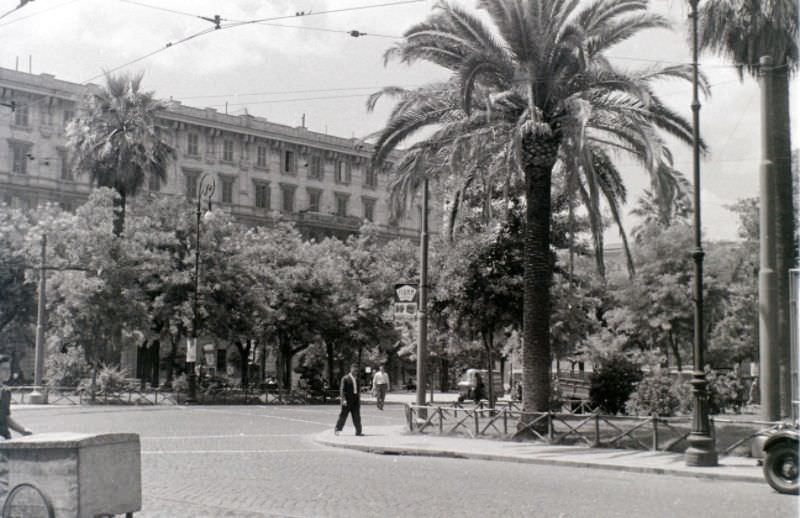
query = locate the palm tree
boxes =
[370,0,700,416]
[698,0,797,417]
[66,72,173,236]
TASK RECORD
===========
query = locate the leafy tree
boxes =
[369,0,699,416]
[66,73,173,236]
[0,206,35,335]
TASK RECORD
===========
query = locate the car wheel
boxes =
[764,441,800,495]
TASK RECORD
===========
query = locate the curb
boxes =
[313,432,764,485]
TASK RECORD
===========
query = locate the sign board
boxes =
[393,302,418,321]
[186,338,197,363]
[394,283,418,303]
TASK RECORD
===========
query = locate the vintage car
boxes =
[762,424,799,494]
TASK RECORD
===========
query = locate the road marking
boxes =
[142,448,336,455]
[192,407,331,426]
[142,433,302,440]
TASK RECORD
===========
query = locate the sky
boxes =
[1,0,797,243]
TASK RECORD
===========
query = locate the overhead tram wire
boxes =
[0,0,81,28]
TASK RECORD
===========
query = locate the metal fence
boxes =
[404,403,782,455]
[8,386,341,406]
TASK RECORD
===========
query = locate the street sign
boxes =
[394,283,418,303]
[393,301,418,320]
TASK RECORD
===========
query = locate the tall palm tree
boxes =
[370,0,699,416]
[66,72,173,236]
[698,0,798,417]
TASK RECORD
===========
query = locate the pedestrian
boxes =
[371,365,390,410]
[472,373,485,404]
[335,363,363,436]
[0,355,32,502]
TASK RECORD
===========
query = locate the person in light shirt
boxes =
[371,365,390,410]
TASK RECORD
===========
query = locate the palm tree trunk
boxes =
[113,189,127,237]
[521,133,560,417]
[771,68,795,417]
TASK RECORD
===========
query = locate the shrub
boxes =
[97,363,128,393]
[705,367,747,414]
[589,354,642,415]
[45,346,89,388]
[625,371,685,417]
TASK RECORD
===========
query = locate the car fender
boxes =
[763,430,799,452]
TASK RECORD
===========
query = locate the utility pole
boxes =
[685,0,717,467]
[758,55,781,421]
[28,235,47,404]
[416,176,429,411]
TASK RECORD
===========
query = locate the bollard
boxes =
[652,415,659,451]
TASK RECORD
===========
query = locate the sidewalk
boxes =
[361,391,462,405]
[314,425,764,484]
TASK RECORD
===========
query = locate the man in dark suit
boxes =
[335,363,363,436]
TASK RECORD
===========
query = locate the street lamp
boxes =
[685,0,717,467]
[186,174,215,403]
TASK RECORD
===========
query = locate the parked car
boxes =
[762,423,799,494]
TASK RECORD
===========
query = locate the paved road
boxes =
[13,404,797,518]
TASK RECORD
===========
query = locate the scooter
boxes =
[762,423,799,495]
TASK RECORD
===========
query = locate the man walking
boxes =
[335,363,363,436]
[371,365,390,410]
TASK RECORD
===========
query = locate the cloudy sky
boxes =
[2,0,797,242]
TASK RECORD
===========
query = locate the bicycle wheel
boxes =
[1,483,55,518]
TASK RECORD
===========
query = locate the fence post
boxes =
[594,414,600,447]
[548,412,554,442]
[652,415,658,451]
[439,407,443,434]
[474,410,480,436]
[503,409,508,435]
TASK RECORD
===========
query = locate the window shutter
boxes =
[345,161,352,183]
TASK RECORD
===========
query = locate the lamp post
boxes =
[416,176,429,411]
[685,0,717,467]
[28,235,48,404]
[187,174,215,403]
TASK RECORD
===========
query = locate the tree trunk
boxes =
[113,189,127,238]
[439,357,449,392]
[326,341,336,389]
[669,331,682,372]
[771,68,795,418]
[235,340,251,388]
[520,132,559,418]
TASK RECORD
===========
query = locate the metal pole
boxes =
[29,235,47,404]
[416,177,429,410]
[758,55,780,421]
[187,174,215,403]
[685,0,717,466]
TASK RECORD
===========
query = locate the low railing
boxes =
[404,403,782,455]
[8,385,341,406]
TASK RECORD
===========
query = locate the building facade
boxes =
[0,66,434,383]
[0,66,426,241]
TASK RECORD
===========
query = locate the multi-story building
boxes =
[0,66,427,241]
[0,66,436,383]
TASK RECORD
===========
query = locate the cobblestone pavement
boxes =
[13,405,797,518]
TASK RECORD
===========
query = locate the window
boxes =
[363,198,376,222]
[334,193,349,217]
[256,145,268,168]
[62,110,74,129]
[281,184,296,213]
[187,133,199,156]
[58,149,71,180]
[148,173,160,192]
[309,155,323,180]
[40,106,54,126]
[364,168,378,188]
[282,150,296,174]
[223,139,234,162]
[335,160,351,184]
[13,104,29,127]
[307,189,322,212]
[9,142,30,174]
[185,172,200,199]
[221,176,234,204]
[254,182,270,209]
